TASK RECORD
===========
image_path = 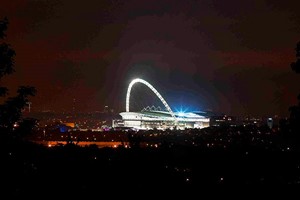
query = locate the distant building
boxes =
[267,118,273,129]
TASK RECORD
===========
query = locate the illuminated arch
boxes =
[126,78,176,120]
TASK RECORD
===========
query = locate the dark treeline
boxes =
[1,125,300,197]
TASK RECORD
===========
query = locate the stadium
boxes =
[113,78,210,130]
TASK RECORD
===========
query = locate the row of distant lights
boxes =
[47,143,159,148]
[47,143,126,148]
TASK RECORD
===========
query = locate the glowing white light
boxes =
[177,112,185,117]
[126,78,176,120]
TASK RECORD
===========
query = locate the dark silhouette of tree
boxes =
[16,118,38,136]
[279,118,289,135]
[291,41,300,73]
[289,42,300,136]
[0,17,8,39]
[0,17,15,98]
[0,17,36,133]
[127,131,141,148]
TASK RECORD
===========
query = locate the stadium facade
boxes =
[113,78,210,130]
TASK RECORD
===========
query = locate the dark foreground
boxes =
[1,126,300,197]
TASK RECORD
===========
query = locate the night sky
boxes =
[1,0,300,116]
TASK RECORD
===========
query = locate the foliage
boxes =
[16,117,39,136]
[291,41,300,73]
[0,17,36,134]
[0,17,8,39]
[0,43,15,78]
[127,131,141,148]
[289,42,300,136]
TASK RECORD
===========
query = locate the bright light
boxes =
[177,112,185,117]
[175,106,189,117]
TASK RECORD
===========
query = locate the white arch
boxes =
[126,78,176,120]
